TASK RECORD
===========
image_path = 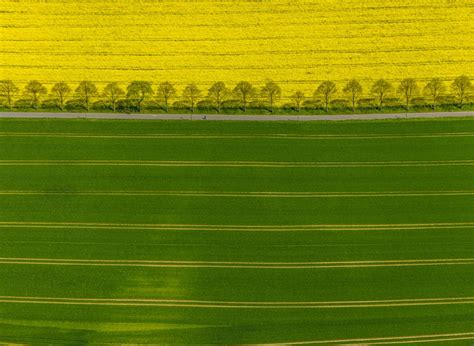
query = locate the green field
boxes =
[0,118,473,344]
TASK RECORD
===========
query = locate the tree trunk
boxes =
[85,94,90,111]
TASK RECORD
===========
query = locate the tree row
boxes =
[0,76,472,113]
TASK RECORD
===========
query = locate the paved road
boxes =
[0,111,473,121]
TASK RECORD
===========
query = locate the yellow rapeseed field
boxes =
[0,0,473,99]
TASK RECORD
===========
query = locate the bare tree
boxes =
[371,79,392,110]
[102,82,124,112]
[316,81,337,112]
[75,81,98,111]
[343,80,363,113]
[208,82,230,113]
[51,82,71,110]
[157,81,176,112]
[261,80,281,112]
[25,80,47,110]
[182,83,201,112]
[291,91,305,112]
[233,81,256,112]
[127,81,153,112]
[398,78,418,110]
[0,80,19,109]
[423,78,445,110]
[451,75,471,108]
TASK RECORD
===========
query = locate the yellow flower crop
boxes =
[1,0,472,100]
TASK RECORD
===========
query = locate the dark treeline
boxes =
[0,76,472,114]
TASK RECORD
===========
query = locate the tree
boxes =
[0,80,19,109]
[398,78,418,110]
[51,82,71,110]
[261,80,281,112]
[423,78,445,109]
[451,75,471,108]
[75,81,98,111]
[233,81,256,112]
[25,80,47,110]
[127,81,153,112]
[371,79,392,110]
[103,82,124,112]
[157,81,176,112]
[208,82,230,113]
[343,80,363,112]
[182,83,201,112]
[316,81,337,112]
[291,91,305,112]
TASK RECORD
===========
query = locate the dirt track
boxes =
[0,111,473,121]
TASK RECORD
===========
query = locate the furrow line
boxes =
[272,332,474,345]
[0,221,473,232]
[0,258,472,269]
[0,160,473,168]
[1,132,473,140]
[0,296,472,309]
[0,190,473,197]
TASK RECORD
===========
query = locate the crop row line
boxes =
[276,332,474,345]
[1,131,473,139]
[0,190,473,198]
[0,221,473,232]
[0,257,472,269]
[0,295,472,309]
[0,160,473,168]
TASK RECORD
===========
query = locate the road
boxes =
[0,111,473,121]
